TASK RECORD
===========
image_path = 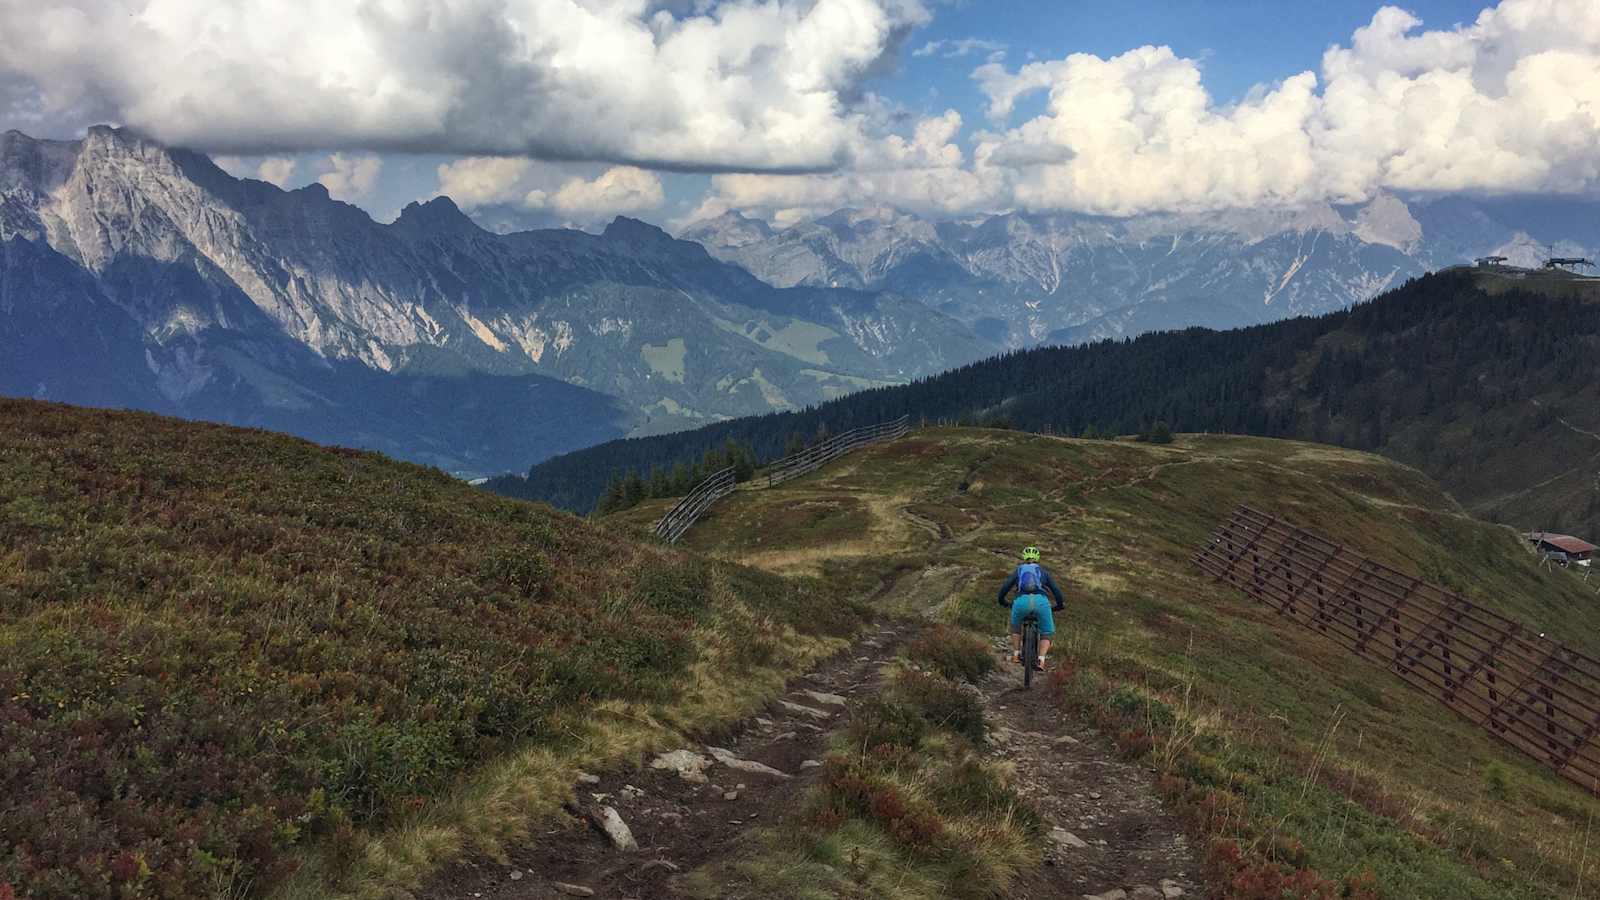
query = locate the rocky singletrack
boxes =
[424,622,1196,900]
[422,624,911,900]
[979,644,1197,900]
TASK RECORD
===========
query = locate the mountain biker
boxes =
[996,546,1065,670]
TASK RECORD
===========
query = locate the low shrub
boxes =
[0,401,864,900]
[845,698,928,751]
[932,756,1045,837]
[890,669,987,744]
[905,624,996,683]
[818,758,947,857]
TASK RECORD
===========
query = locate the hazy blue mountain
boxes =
[0,127,994,475]
[681,195,1600,348]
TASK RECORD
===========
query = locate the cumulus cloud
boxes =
[435,157,663,222]
[317,154,382,202]
[984,0,1600,213]
[974,47,1325,214]
[435,157,536,208]
[257,157,297,188]
[685,109,1001,223]
[533,167,666,216]
[213,154,299,188]
[0,0,927,172]
[691,0,1600,222]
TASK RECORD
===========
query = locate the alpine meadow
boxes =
[6,1,1600,898]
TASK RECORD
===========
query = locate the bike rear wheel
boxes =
[1022,623,1039,688]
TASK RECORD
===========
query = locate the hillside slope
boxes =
[499,270,1600,539]
[0,399,870,900]
[658,427,1600,898]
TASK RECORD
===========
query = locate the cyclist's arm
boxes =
[996,574,1017,607]
[1043,571,1065,610]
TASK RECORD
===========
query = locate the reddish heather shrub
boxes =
[905,625,996,683]
[1343,869,1381,900]
[1155,773,1192,800]
[1115,727,1155,759]
[1271,834,1309,868]
[819,758,948,856]
[109,851,141,883]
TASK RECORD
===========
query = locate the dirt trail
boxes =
[423,621,1197,900]
[422,625,912,900]
[980,647,1197,900]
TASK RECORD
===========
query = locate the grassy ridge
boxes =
[674,427,1600,897]
[504,271,1600,540]
[0,400,867,899]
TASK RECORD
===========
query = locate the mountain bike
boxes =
[1019,610,1041,689]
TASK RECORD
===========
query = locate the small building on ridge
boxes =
[1529,532,1597,567]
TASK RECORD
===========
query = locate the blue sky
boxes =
[899,0,1492,113]
[5,0,1596,228]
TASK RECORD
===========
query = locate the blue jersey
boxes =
[996,564,1064,609]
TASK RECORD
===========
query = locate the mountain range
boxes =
[0,127,991,476]
[6,124,1600,480]
[681,195,1600,346]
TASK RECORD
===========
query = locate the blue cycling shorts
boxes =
[1009,594,1055,636]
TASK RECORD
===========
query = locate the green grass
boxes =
[680,426,1600,898]
[0,399,869,900]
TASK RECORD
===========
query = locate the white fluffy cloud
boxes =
[984,0,1600,214]
[317,154,382,202]
[688,108,999,223]
[435,157,537,208]
[0,0,926,172]
[434,156,664,221]
[536,167,666,215]
[256,157,297,189]
[695,0,1600,221]
[212,154,299,188]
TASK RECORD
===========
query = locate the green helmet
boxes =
[1021,546,1041,562]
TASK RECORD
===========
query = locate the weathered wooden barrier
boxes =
[652,467,734,545]
[652,415,912,544]
[765,415,912,487]
[1196,504,1600,795]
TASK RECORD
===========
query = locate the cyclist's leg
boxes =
[1036,597,1055,664]
[1008,596,1027,661]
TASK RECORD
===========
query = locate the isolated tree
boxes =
[647,465,669,498]
[621,469,646,508]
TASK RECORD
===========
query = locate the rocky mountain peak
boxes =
[678,209,773,248]
[601,215,713,264]
[602,215,672,242]
[1353,193,1424,251]
[394,196,481,235]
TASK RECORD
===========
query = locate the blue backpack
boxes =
[1017,562,1044,594]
